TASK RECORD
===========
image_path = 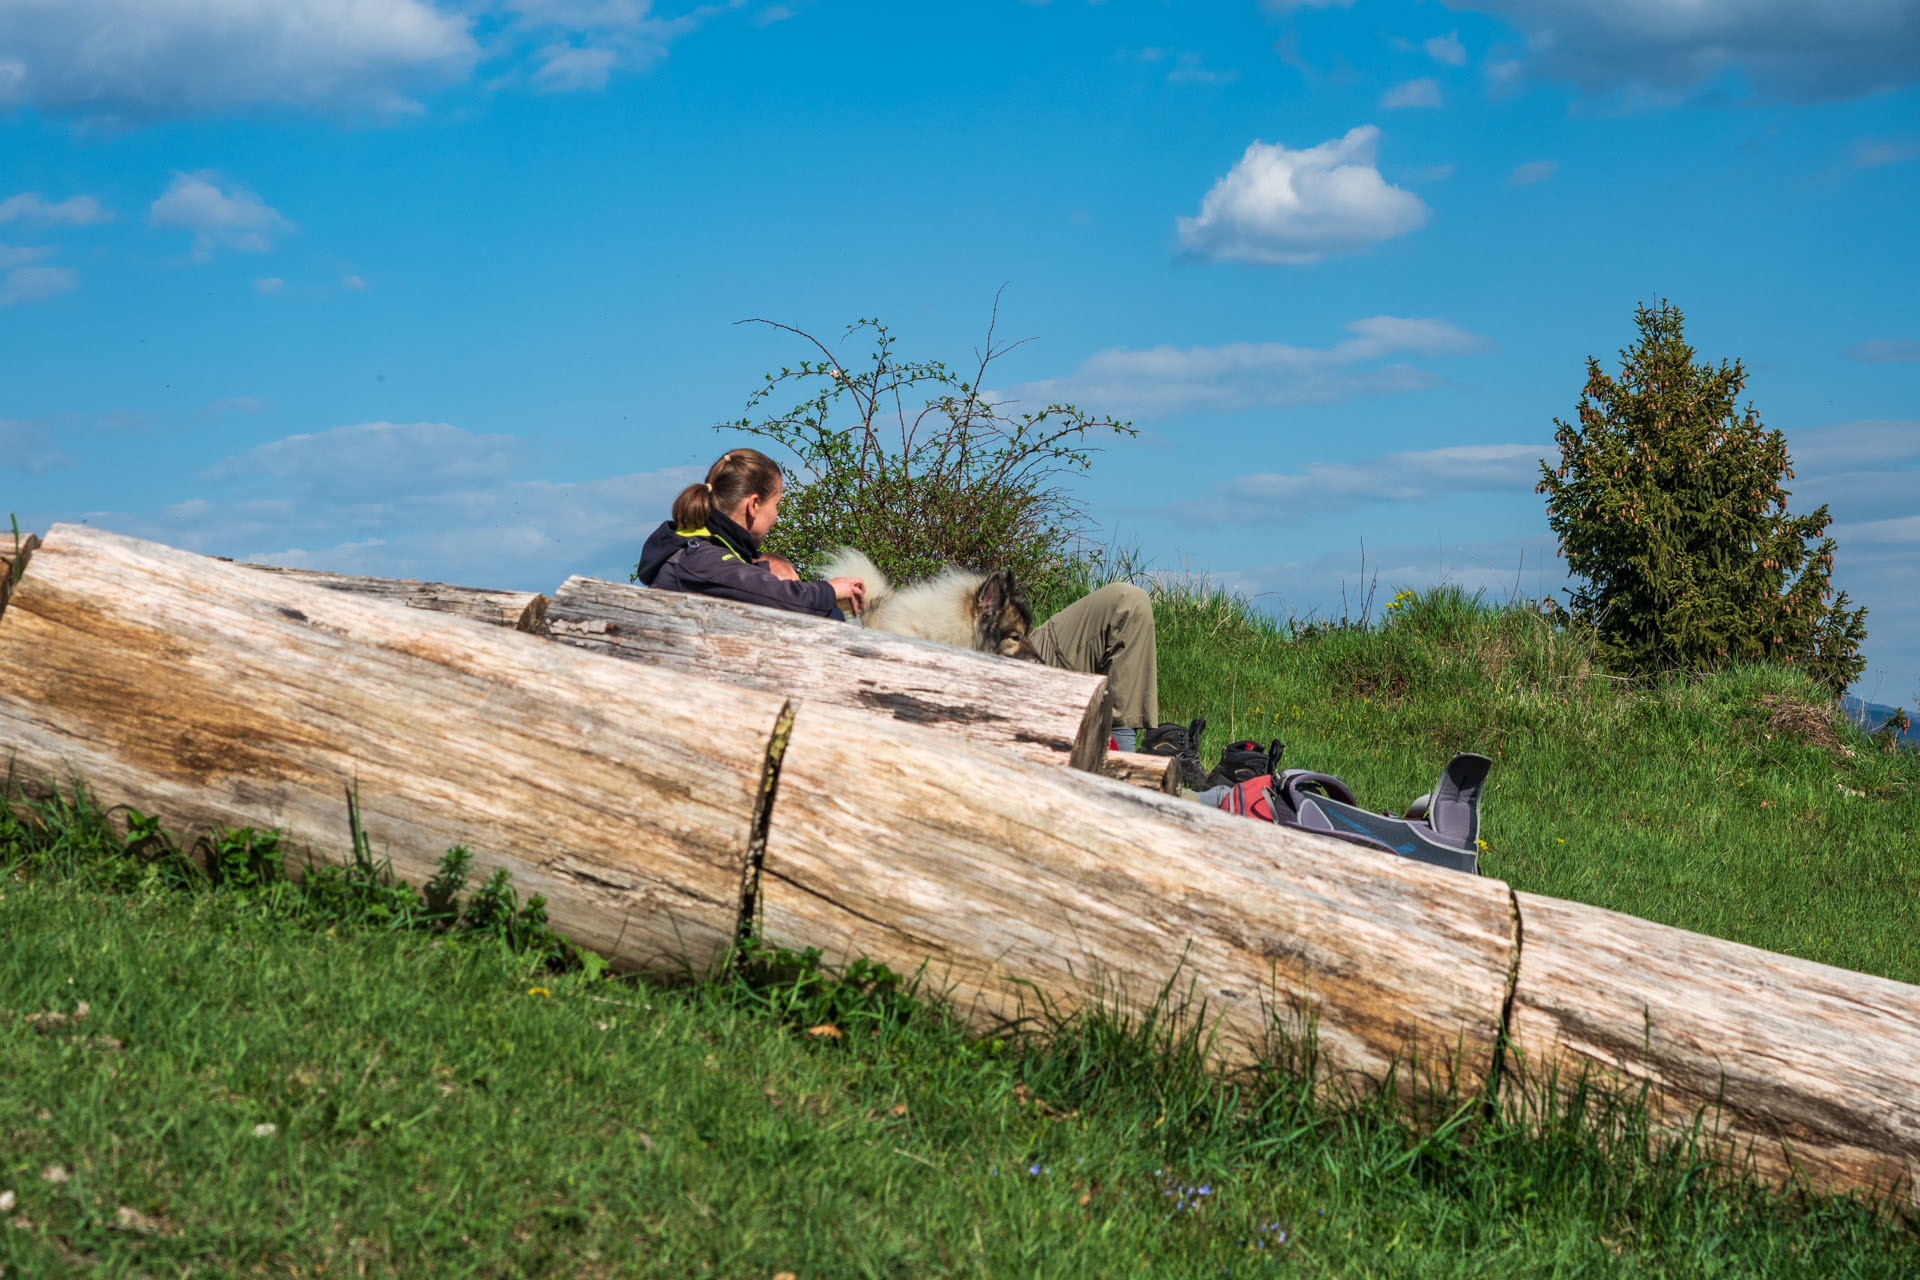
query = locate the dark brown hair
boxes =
[671,448,782,530]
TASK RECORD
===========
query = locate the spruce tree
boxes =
[1537,300,1868,696]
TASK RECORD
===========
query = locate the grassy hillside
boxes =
[1122,579,1920,986]
[4,581,1919,1276]
[4,866,1914,1278]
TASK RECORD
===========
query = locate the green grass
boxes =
[4,869,1914,1278]
[5,576,1919,1275]
[1115,574,1920,986]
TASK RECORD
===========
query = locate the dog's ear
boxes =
[975,571,1010,614]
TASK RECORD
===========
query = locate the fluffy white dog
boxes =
[819,547,1040,660]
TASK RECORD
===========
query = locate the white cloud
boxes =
[1425,31,1468,65]
[500,0,741,93]
[1787,419,1920,468]
[0,242,55,270]
[1442,0,1920,102]
[532,43,620,91]
[0,0,477,123]
[0,265,77,306]
[1137,49,1239,85]
[1849,139,1919,169]
[149,172,293,259]
[755,5,794,24]
[203,421,525,496]
[1510,159,1558,185]
[1382,77,1444,108]
[1176,126,1431,266]
[342,274,369,292]
[0,1,747,123]
[1847,340,1920,364]
[1197,533,1570,625]
[108,420,701,589]
[1405,164,1454,183]
[1168,443,1546,526]
[1008,315,1492,418]
[0,418,73,470]
[253,277,285,296]
[1833,514,1920,546]
[0,192,113,227]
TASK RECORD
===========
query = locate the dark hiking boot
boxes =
[1205,738,1285,791]
[1142,717,1209,791]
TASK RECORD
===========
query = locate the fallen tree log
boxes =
[1101,749,1179,794]
[547,575,1111,771]
[0,530,39,621]
[1505,892,1920,1208]
[230,562,550,634]
[0,524,788,973]
[759,699,1516,1097]
[9,526,1920,1203]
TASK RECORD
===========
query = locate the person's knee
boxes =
[1101,582,1153,632]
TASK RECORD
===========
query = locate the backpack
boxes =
[1218,755,1491,875]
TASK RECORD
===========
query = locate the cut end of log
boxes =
[1100,750,1179,794]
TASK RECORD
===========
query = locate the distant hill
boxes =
[1842,696,1917,748]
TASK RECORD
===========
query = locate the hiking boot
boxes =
[1204,738,1285,791]
[1142,717,1209,791]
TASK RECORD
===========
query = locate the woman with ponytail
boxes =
[634,448,866,617]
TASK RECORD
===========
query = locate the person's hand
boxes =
[828,576,866,615]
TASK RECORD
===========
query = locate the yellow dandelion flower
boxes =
[527,986,551,997]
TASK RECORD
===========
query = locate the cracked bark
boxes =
[0,524,785,975]
[546,575,1110,771]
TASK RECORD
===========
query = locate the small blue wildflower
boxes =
[1029,1164,1042,1176]
[1198,1185,1211,1196]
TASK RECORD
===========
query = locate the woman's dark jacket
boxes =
[634,510,839,617]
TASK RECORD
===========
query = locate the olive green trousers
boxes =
[1030,582,1159,731]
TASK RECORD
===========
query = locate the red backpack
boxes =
[1217,759,1490,876]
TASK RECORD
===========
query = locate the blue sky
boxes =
[3,0,1917,702]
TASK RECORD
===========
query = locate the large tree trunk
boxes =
[1505,891,1920,1209]
[758,699,1517,1098]
[231,562,550,634]
[547,575,1111,771]
[0,524,788,974]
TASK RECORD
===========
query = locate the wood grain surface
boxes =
[233,562,550,634]
[760,700,1516,1097]
[1507,890,1920,1206]
[0,524,789,973]
[548,575,1111,770]
[1100,749,1180,794]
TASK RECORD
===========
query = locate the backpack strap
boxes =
[1426,753,1491,852]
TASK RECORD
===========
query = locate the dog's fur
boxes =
[820,547,1041,661]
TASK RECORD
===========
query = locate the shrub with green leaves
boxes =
[721,305,1132,589]
[1537,299,1868,695]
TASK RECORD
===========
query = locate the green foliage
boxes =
[1537,299,1868,695]
[722,303,1133,588]
[1135,572,1920,984]
[4,874,1915,1276]
[1,778,573,970]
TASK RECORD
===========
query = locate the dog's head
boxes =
[972,569,1041,662]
